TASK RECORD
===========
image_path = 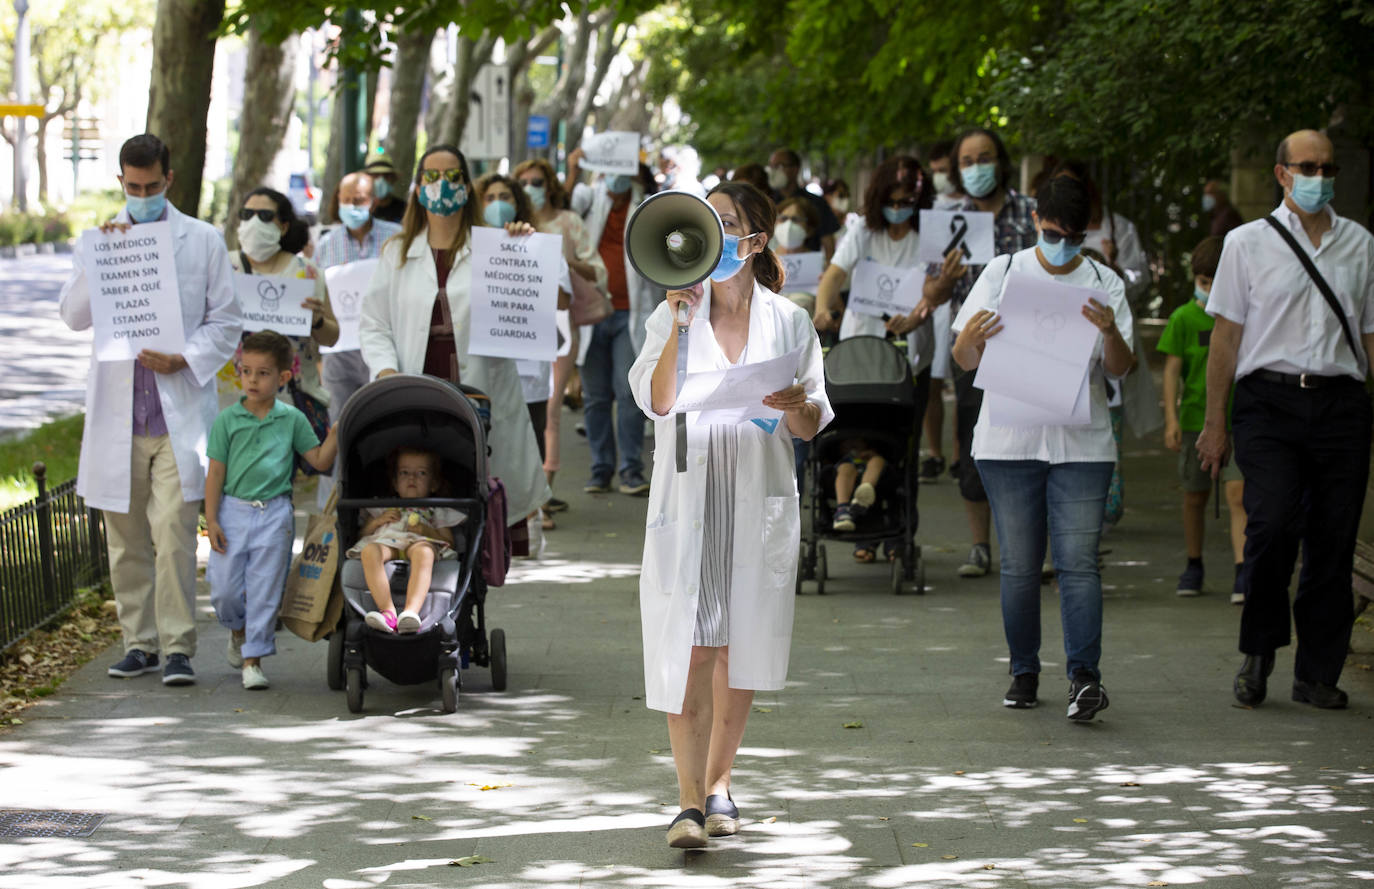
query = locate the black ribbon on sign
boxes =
[944,214,972,260]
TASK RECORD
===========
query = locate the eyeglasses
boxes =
[1283,162,1340,178]
[419,168,465,185]
[521,178,546,189]
[1040,228,1086,247]
[238,208,278,223]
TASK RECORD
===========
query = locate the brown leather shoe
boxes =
[1233,654,1274,706]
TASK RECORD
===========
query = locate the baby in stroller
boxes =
[831,437,888,532]
[347,445,466,634]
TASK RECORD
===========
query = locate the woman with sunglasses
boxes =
[950,174,1133,721]
[218,187,338,410]
[813,155,936,563]
[359,145,551,550]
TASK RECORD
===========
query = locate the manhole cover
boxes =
[0,810,106,838]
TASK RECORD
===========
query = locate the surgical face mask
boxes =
[1194,286,1209,305]
[767,165,791,191]
[418,179,467,216]
[1201,193,1217,213]
[832,196,850,214]
[237,217,283,262]
[961,162,999,199]
[774,219,806,250]
[483,199,517,228]
[1037,232,1080,267]
[933,171,956,196]
[125,191,166,224]
[1288,173,1335,214]
[373,177,392,200]
[607,175,632,195]
[710,232,757,283]
[524,184,547,210]
[338,203,372,231]
[882,206,915,225]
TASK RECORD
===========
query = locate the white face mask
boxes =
[832,196,851,214]
[933,171,956,196]
[774,219,807,250]
[767,165,791,191]
[237,217,282,262]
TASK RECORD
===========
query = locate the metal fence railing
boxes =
[0,463,109,654]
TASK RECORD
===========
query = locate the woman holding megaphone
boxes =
[628,182,833,848]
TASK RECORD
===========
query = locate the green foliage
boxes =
[0,414,85,510]
[0,212,72,246]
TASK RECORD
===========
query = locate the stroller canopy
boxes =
[824,336,915,407]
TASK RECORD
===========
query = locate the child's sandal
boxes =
[365,610,398,633]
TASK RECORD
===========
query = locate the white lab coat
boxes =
[582,181,661,353]
[358,233,551,521]
[59,205,242,512]
[628,282,833,714]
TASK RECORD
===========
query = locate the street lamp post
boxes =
[13,0,30,212]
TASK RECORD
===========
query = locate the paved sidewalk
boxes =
[0,254,90,434]
[1,405,1371,888]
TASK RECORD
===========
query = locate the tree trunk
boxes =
[567,18,625,154]
[35,116,51,206]
[505,24,560,161]
[437,30,497,148]
[533,2,595,137]
[320,74,379,224]
[145,0,225,218]
[605,57,652,135]
[224,28,299,247]
[382,26,434,185]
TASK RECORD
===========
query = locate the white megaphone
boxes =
[625,191,725,293]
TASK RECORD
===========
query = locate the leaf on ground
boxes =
[1147,882,1168,887]
[983,864,996,870]
[448,856,494,867]
[761,815,777,823]
[1073,818,1089,823]
[878,816,890,821]
[8,718,22,725]
[752,706,773,713]
[843,721,863,729]
[233,708,244,713]
[471,782,513,791]
[411,814,432,821]
[1120,781,1140,787]
[911,842,928,847]
[604,533,618,538]
[941,854,958,860]
[648,748,664,754]
[953,770,965,775]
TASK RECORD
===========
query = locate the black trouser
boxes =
[953,367,987,503]
[1231,374,1372,684]
[527,401,548,463]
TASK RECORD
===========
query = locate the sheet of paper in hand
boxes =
[321,259,378,353]
[234,274,315,337]
[848,260,923,319]
[780,251,825,292]
[580,131,641,175]
[467,227,562,361]
[986,367,1091,427]
[973,271,1101,419]
[916,210,996,265]
[80,221,186,361]
[673,345,805,426]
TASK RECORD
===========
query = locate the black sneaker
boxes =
[108,649,160,678]
[919,456,946,483]
[1067,670,1109,722]
[957,543,991,578]
[584,474,612,493]
[161,653,196,686]
[1003,673,1039,709]
[544,497,570,513]
[619,473,650,496]
[1176,561,1203,597]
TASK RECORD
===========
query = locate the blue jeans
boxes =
[582,310,644,481]
[208,495,295,659]
[976,459,1114,680]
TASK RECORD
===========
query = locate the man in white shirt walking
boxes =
[1198,129,1374,710]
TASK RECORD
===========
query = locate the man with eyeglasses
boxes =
[1198,129,1374,711]
[60,133,242,687]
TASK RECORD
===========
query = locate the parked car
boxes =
[288,171,320,223]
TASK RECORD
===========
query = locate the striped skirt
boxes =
[693,424,740,647]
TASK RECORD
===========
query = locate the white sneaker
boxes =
[242,664,269,690]
[227,635,244,669]
[396,610,422,634]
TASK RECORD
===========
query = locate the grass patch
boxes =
[0,414,85,510]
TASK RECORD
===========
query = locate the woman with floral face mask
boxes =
[359,145,552,553]
[217,187,338,411]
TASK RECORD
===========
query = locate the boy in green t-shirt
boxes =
[205,331,338,690]
[1158,236,1246,604]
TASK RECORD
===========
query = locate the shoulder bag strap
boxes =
[1263,215,1361,361]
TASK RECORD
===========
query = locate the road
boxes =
[0,253,91,435]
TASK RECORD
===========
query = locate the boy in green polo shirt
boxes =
[206,331,338,689]
[1159,236,1246,603]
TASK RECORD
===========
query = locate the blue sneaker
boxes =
[619,473,650,496]
[584,473,613,493]
[832,504,855,532]
[108,649,160,678]
[1176,561,1203,597]
[161,653,196,686]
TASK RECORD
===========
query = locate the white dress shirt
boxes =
[1208,203,1374,381]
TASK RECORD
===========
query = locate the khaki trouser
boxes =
[103,434,201,657]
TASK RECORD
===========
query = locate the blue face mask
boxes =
[882,206,915,225]
[373,177,392,200]
[524,184,547,210]
[418,179,468,217]
[961,163,999,199]
[1037,232,1080,267]
[710,233,757,283]
[125,191,166,223]
[1194,286,1209,305]
[339,204,372,231]
[1201,194,1216,213]
[607,175,632,195]
[1289,173,1335,214]
[483,200,517,227]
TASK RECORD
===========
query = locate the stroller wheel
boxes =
[890,555,905,595]
[816,545,828,595]
[345,667,365,713]
[490,628,508,691]
[326,630,345,691]
[440,667,460,713]
[915,551,926,595]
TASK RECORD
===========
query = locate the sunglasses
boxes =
[419,168,466,185]
[1283,162,1340,178]
[238,208,278,223]
[1040,228,1087,247]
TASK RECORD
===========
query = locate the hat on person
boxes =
[363,157,397,177]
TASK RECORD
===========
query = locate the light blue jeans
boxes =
[976,459,1114,680]
[208,495,295,659]
[582,309,644,482]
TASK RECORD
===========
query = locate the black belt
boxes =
[1253,370,1362,390]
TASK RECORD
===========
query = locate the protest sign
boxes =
[580,131,641,175]
[779,251,825,292]
[916,210,996,265]
[467,227,562,361]
[234,274,315,337]
[848,260,923,319]
[321,259,378,353]
[80,221,186,361]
